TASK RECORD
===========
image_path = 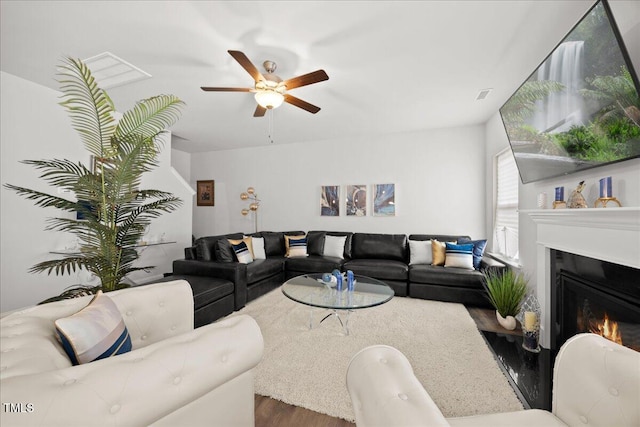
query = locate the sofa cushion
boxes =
[351,233,407,262]
[306,231,326,256]
[196,233,243,261]
[246,259,284,284]
[344,259,408,282]
[285,234,306,257]
[257,231,305,257]
[444,242,474,270]
[286,255,345,273]
[409,264,484,288]
[55,291,132,365]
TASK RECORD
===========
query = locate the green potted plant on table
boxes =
[483,269,528,330]
[5,57,184,302]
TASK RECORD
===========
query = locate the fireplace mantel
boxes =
[524,207,640,347]
[523,207,640,269]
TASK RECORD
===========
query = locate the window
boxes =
[493,148,519,261]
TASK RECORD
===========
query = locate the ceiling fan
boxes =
[201,50,329,117]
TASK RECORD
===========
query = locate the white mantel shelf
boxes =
[521,207,640,232]
[522,207,640,270]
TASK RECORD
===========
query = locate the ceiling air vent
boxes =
[82,52,151,89]
[475,88,493,101]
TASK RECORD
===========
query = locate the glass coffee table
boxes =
[281,273,394,335]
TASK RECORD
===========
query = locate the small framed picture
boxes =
[197,180,215,206]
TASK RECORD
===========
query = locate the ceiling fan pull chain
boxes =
[268,110,275,144]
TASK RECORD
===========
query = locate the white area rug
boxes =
[235,289,523,421]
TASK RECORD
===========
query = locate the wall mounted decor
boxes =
[346,185,367,216]
[373,184,395,216]
[196,180,215,206]
[321,185,339,216]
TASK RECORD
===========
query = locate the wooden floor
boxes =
[254,306,519,427]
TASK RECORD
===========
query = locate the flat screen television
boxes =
[499,0,640,184]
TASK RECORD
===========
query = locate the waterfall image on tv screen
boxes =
[499,0,640,183]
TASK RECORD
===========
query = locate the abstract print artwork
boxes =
[346,185,367,216]
[321,185,340,216]
[373,183,395,216]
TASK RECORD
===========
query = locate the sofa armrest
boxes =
[173,259,248,309]
[480,256,506,273]
[0,315,263,427]
[346,345,450,427]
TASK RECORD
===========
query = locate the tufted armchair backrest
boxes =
[552,333,640,427]
[0,280,194,380]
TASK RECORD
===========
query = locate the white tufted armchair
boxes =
[346,333,640,427]
[0,280,264,427]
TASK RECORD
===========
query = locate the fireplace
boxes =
[551,250,640,351]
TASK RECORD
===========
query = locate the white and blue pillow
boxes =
[55,291,132,365]
[444,242,474,270]
[457,238,487,270]
[231,240,254,264]
[287,237,308,258]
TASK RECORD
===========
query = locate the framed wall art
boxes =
[320,185,340,216]
[346,184,367,216]
[196,180,215,206]
[373,183,395,216]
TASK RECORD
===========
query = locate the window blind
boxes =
[494,149,519,260]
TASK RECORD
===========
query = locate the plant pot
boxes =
[496,311,517,330]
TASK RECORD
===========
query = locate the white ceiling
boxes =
[3,0,636,153]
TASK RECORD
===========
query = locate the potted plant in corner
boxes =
[4,57,184,302]
[483,269,528,330]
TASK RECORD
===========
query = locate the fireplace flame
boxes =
[590,313,622,346]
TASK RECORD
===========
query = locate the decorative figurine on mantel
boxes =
[567,181,588,209]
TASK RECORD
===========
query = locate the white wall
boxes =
[0,71,192,312]
[190,125,487,239]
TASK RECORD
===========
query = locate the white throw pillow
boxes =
[323,235,347,259]
[251,237,266,259]
[409,239,432,265]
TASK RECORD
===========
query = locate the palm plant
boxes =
[5,57,184,298]
[483,269,528,318]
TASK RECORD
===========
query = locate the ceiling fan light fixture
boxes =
[255,89,284,109]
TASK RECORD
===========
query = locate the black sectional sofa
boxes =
[166,230,506,326]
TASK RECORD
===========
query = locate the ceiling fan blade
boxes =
[284,94,321,114]
[228,50,265,82]
[283,70,329,90]
[254,105,267,117]
[200,87,252,92]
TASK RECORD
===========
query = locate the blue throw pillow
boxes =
[457,238,487,270]
[55,291,132,365]
[444,242,474,270]
[287,237,308,258]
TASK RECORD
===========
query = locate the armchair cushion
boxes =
[55,291,132,365]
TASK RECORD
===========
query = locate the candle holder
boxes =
[553,186,566,209]
[594,197,622,208]
[517,294,541,353]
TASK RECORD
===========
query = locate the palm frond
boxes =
[58,57,116,158]
[115,95,184,143]
[3,184,77,211]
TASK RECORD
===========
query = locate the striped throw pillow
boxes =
[55,291,132,365]
[287,237,308,258]
[444,242,475,270]
[231,240,254,264]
